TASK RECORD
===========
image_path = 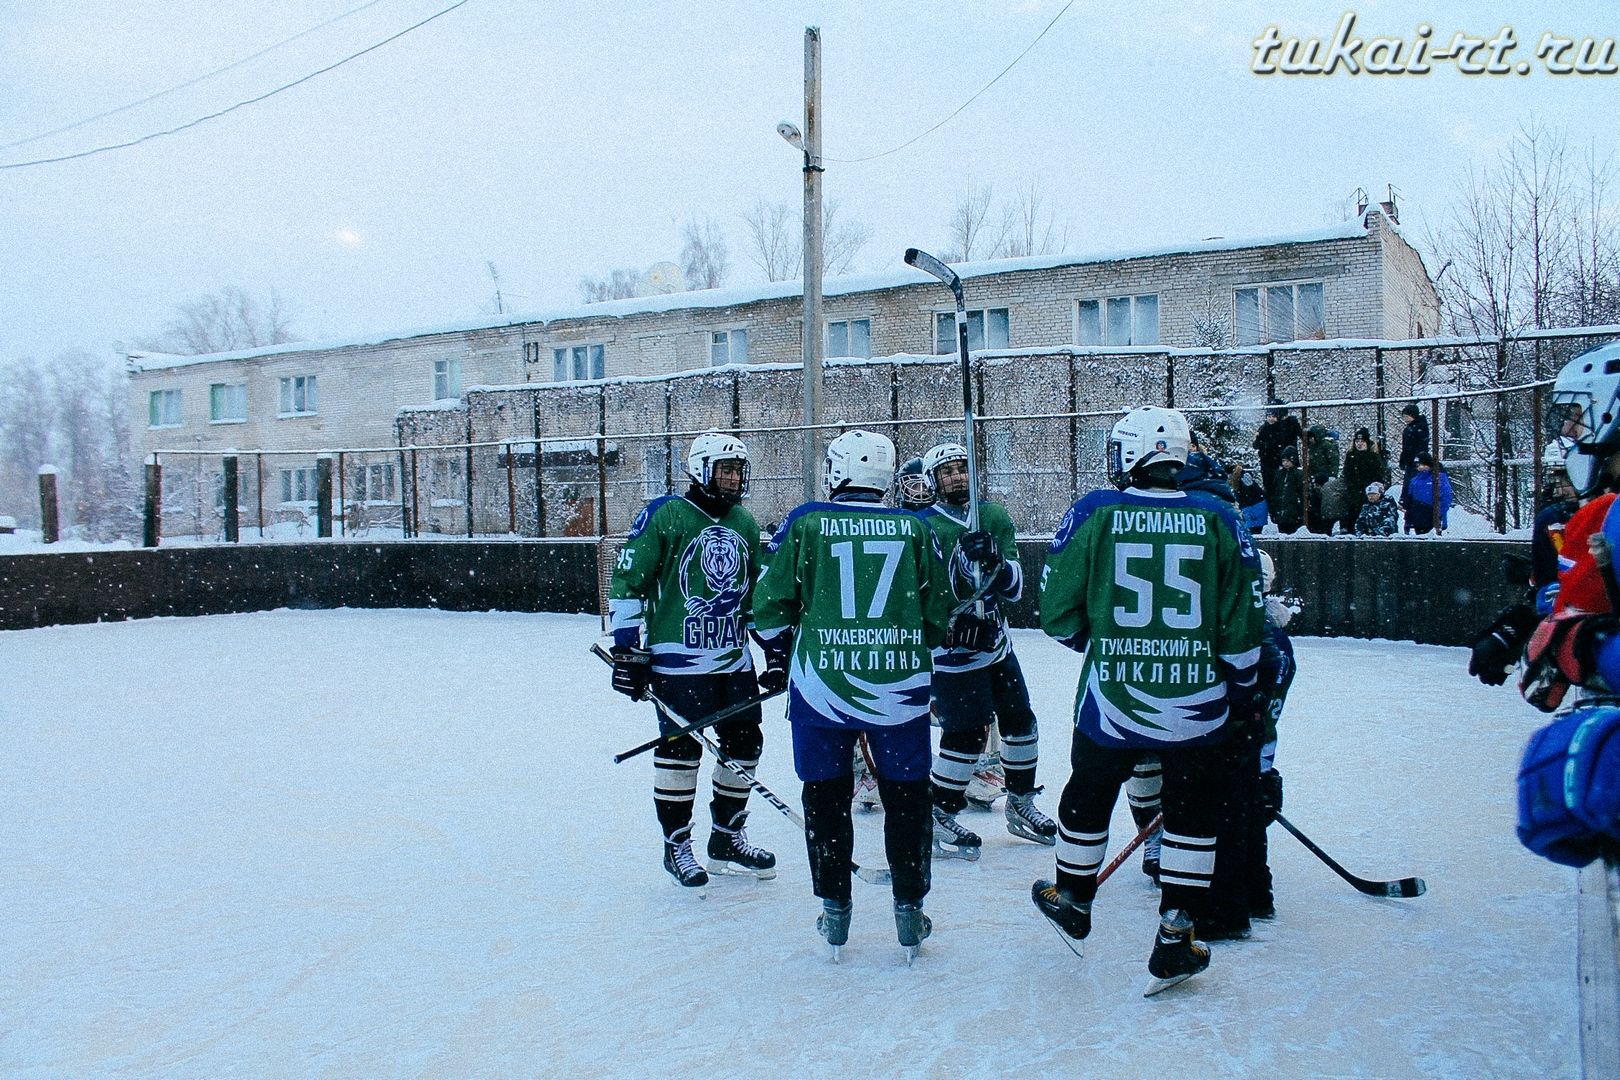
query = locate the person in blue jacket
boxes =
[1402,453,1452,534]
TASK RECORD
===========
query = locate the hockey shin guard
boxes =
[802,776,856,903]
[877,777,933,906]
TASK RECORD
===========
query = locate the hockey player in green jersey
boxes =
[607,432,776,888]
[915,442,1057,859]
[753,430,958,961]
[1032,406,1265,995]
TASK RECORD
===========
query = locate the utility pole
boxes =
[801,26,824,501]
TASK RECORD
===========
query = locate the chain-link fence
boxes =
[147,327,1620,545]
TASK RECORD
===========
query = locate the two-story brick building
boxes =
[130,207,1436,454]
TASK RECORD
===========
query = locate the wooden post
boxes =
[144,459,162,548]
[37,466,60,543]
[316,455,334,538]
[222,455,239,543]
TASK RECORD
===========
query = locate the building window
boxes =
[209,383,247,423]
[710,329,748,366]
[643,444,670,498]
[985,429,1015,495]
[148,389,182,428]
[553,344,605,382]
[354,463,397,502]
[826,318,872,358]
[1235,282,1326,345]
[433,358,462,401]
[934,308,1009,354]
[1077,295,1159,346]
[279,467,318,503]
[278,375,318,416]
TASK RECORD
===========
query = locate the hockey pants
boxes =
[931,653,1040,813]
[648,670,763,840]
[1054,732,1225,915]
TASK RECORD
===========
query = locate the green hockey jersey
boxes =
[753,495,950,728]
[608,494,760,676]
[916,500,1022,672]
[1040,486,1264,748]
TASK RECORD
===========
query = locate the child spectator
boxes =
[1355,481,1398,536]
[1404,453,1453,534]
[1270,450,1305,534]
[1229,462,1268,533]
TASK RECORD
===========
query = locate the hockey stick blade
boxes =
[1275,813,1427,898]
[903,247,962,298]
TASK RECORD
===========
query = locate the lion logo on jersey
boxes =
[678,526,748,649]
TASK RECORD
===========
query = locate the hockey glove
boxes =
[610,645,652,701]
[1257,768,1284,826]
[1519,610,1619,712]
[946,611,999,653]
[757,638,790,694]
[958,530,1003,573]
[1468,602,1539,687]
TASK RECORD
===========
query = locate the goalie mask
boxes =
[686,431,749,505]
[1107,406,1190,488]
[1548,342,1620,496]
[824,430,895,498]
[896,457,934,510]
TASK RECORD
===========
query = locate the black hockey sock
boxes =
[802,776,856,904]
[876,777,932,906]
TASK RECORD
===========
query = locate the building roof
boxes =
[128,216,1380,373]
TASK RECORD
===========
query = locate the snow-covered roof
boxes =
[127,217,1382,373]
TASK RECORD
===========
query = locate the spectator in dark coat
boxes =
[1531,468,1579,590]
[1271,449,1306,534]
[1253,405,1303,505]
[1177,432,1236,502]
[1403,453,1453,534]
[1341,427,1391,532]
[1397,403,1430,505]
[1355,481,1399,536]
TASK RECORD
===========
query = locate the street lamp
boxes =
[779,26,823,501]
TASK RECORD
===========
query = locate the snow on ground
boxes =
[0,611,1578,1079]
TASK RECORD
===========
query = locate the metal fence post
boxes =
[222,454,239,543]
[143,458,162,548]
[37,466,59,543]
[315,455,334,538]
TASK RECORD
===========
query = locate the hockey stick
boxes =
[1096,811,1163,887]
[1274,813,1427,898]
[591,644,892,886]
[905,247,986,614]
[605,657,785,763]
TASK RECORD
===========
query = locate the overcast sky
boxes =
[1,0,1613,362]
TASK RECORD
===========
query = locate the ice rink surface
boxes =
[0,610,1579,1078]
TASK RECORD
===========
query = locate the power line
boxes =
[0,0,393,153]
[0,0,472,172]
[827,0,1080,165]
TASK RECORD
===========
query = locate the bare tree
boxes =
[680,218,730,290]
[741,198,873,282]
[1427,122,1618,337]
[578,269,645,303]
[136,286,297,355]
[995,180,1070,259]
[939,185,1001,263]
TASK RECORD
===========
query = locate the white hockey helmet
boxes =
[687,431,750,502]
[1108,406,1191,487]
[824,429,896,497]
[1548,342,1620,495]
[1258,550,1276,593]
[923,442,969,479]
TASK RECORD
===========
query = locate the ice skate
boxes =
[1144,908,1209,996]
[894,901,931,965]
[663,826,709,888]
[707,812,777,879]
[1142,831,1162,887]
[932,806,982,861]
[1004,789,1057,845]
[817,898,852,961]
[1031,879,1091,956]
[963,752,1006,809]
